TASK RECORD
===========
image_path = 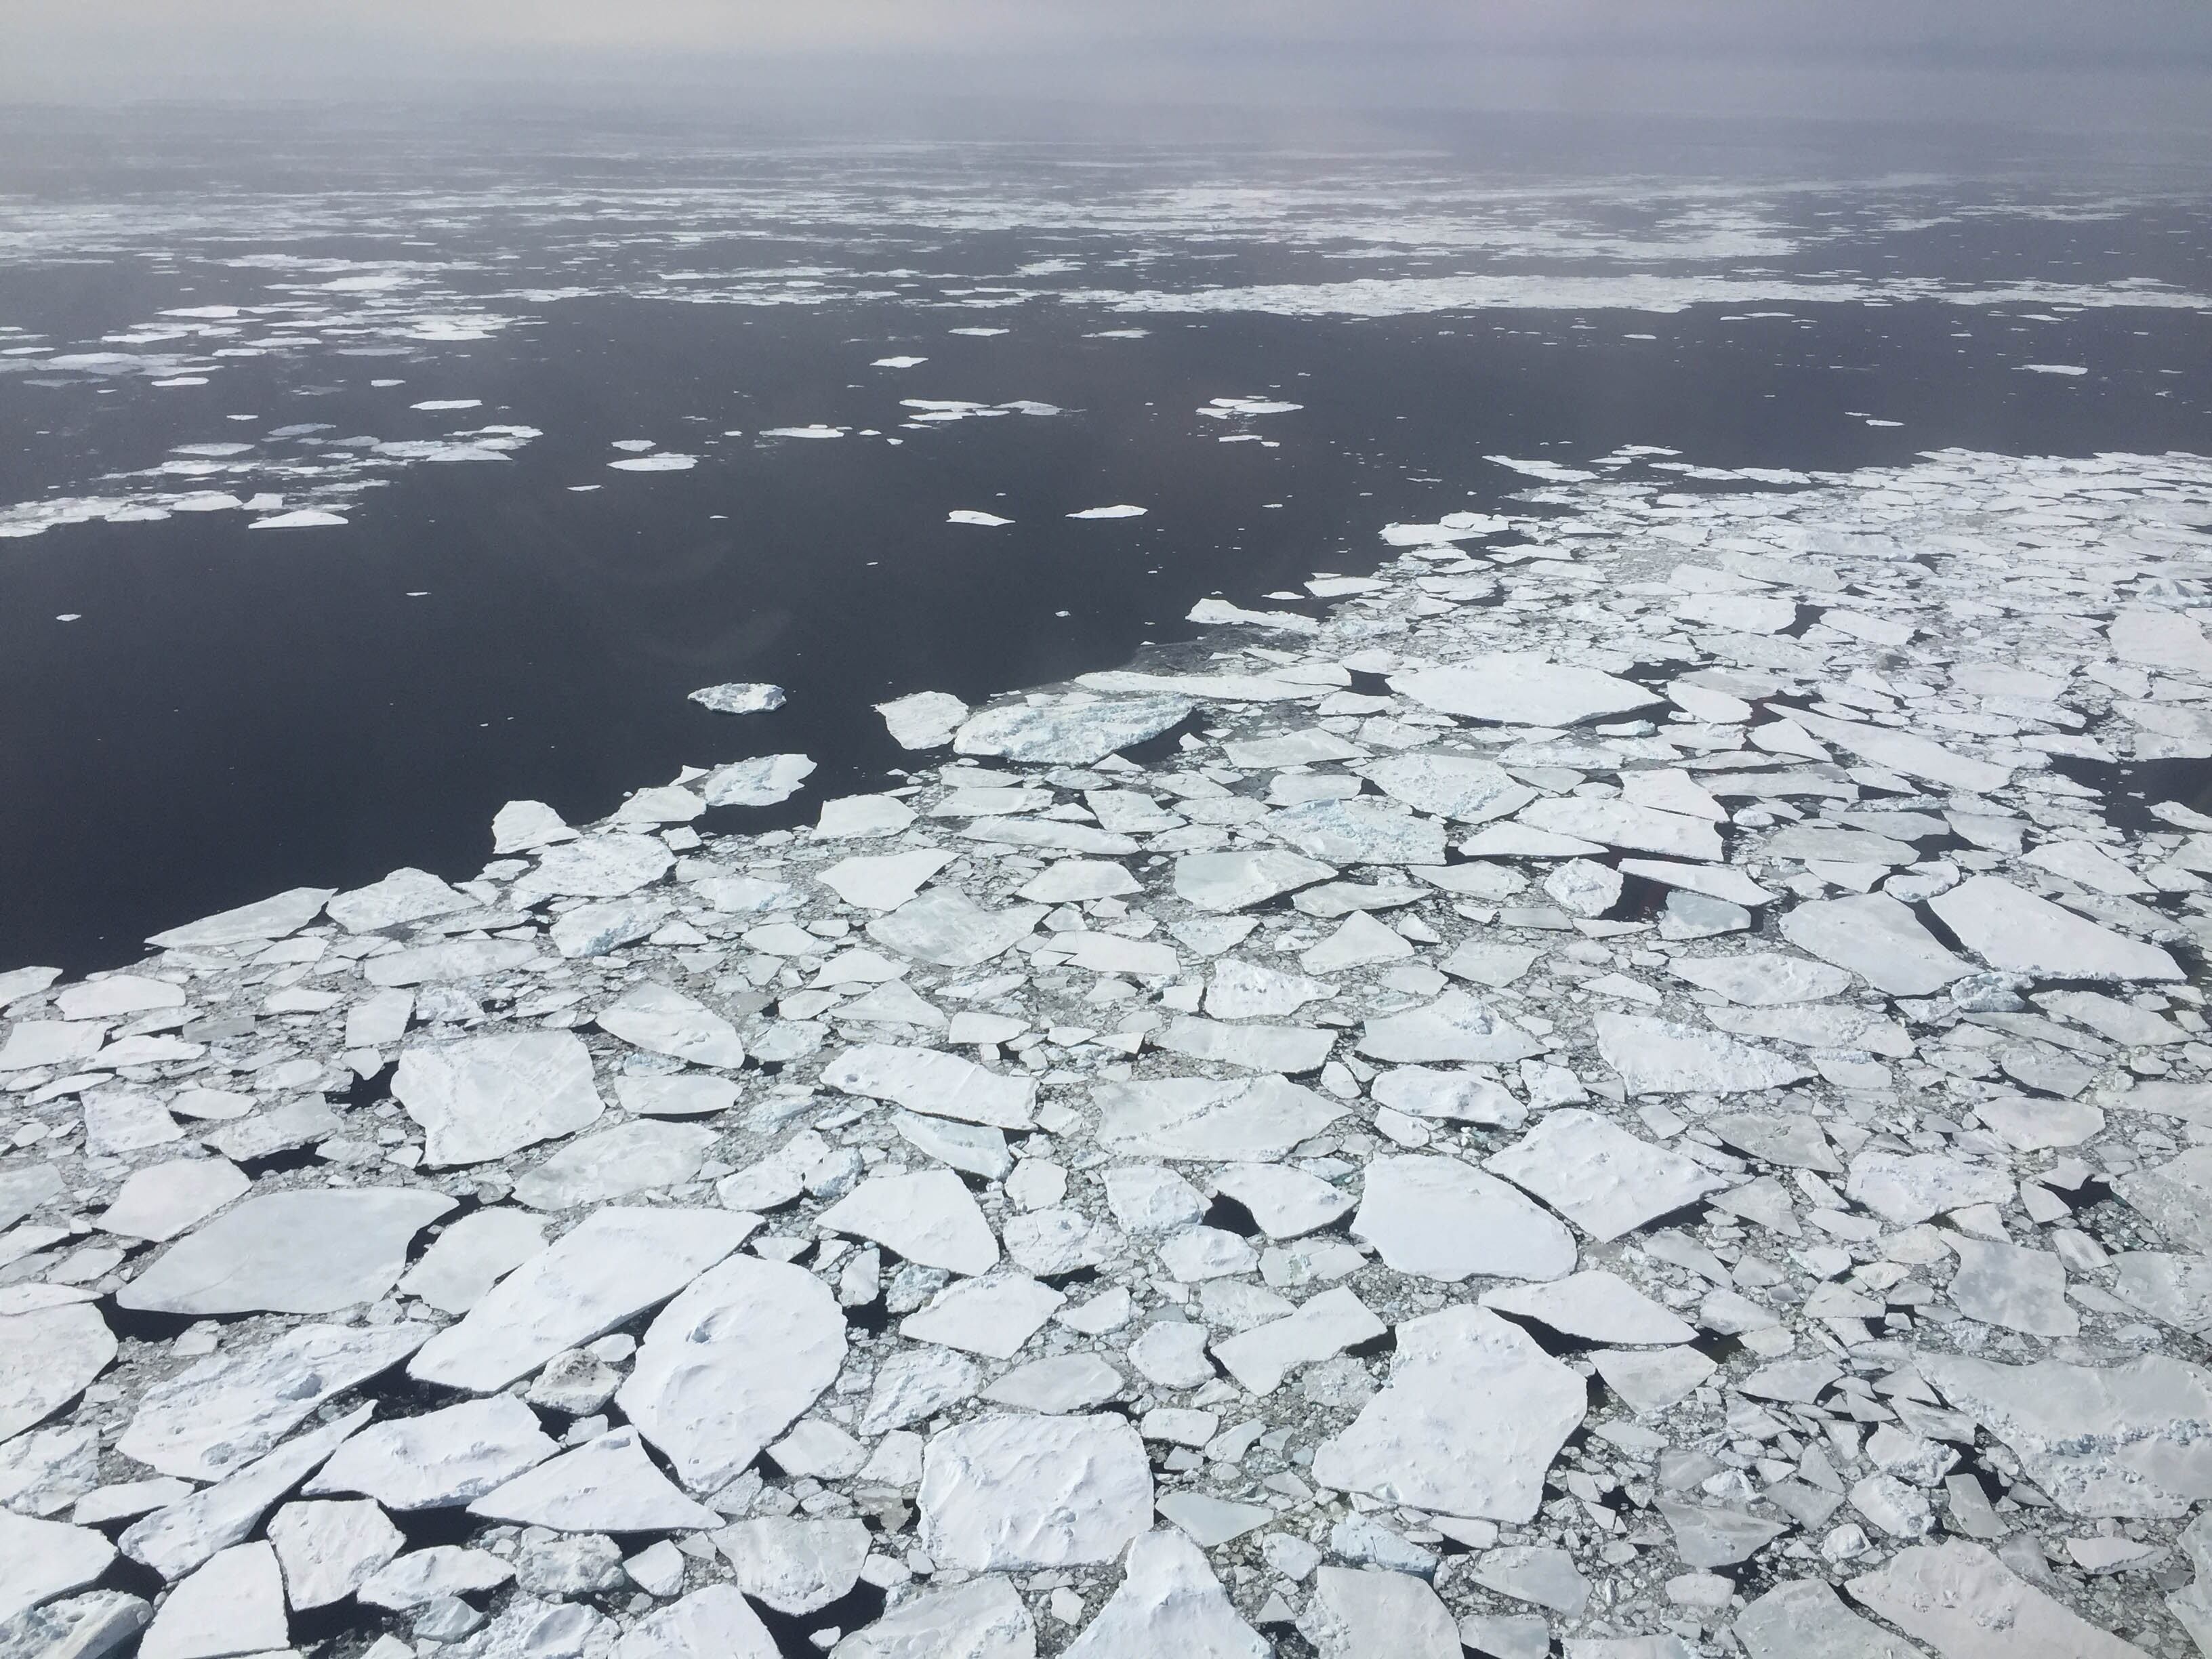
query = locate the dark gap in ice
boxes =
[1200,1194,1262,1237]
[91,1551,166,1605]
[389,1502,486,1552]
[2052,756,2212,834]
[1343,1327,1396,1362]
[1345,670,1392,697]
[630,1433,691,1492]
[1585,1373,1623,1416]
[1778,603,1825,638]
[1037,1264,1101,1292]
[843,1293,890,1335]
[752,1581,890,1659]
[1612,660,1687,695]
[1728,1554,1780,1605]
[1267,1628,1319,1659]
[1612,872,1673,925]
[335,1063,396,1109]
[406,1192,485,1267]
[1115,709,1210,768]
[1906,832,1975,857]
[1691,1331,1746,1366]
[96,1294,206,1345]
[1486,1310,1601,1359]
[2165,937,2209,985]
[235,1145,327,1181]
[290,1595,408,1650]
[1906,897,1973,962]
[1948,1454,2007,1509]
[348,1363,470,1422]
[1633,1200,1715,1237]
[694,794,828,844]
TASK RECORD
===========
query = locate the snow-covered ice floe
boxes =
[7,443,2212,1657]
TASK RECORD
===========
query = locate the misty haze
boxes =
[1,8,2210,1658]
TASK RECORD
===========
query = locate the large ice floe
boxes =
[7,443,2212,1656]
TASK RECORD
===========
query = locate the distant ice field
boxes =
[1,136,2207,968]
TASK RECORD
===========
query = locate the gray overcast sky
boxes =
[5,0,2210,140]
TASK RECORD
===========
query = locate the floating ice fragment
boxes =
[1486,1111,1731,1240]
[117,1187,454,1316]
[409,1207,757,1393]
[957,695,1191,763]
[618,1256,847,1492]
[919,1414,1151,1570]
[1392,657,1660,726]
[701,752,816,807]
[689,682,785,714]
[393,1031,605,1167]
[877,690,970,749]
[1312,1306,1583,1522]
[1353,1155,1576,1283]
[1929,875,2182,982]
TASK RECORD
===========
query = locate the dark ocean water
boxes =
[2,118,2208,970]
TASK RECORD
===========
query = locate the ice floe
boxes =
[8,435,2212,1658]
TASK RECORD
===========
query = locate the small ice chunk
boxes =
[689,682,786,715]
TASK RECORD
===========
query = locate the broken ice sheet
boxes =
[919,1412,1151,1570]
[117,1187,454,1316]
[1,1300,117,1446]
[410,1206,757,1393]
[821,1041,1036,1128]
[1094,1075,1344,1160]
[817,1168,1000,1274]
[619,1256,847,1492]
[1486,1109,1732,1241]
[596,981,747,1067]
[1312,1306,1583,1521]
[1352,1153,1577,1282]
[1920,1350,2212,1517]
[392,1030,605,1167]
[117,1323,428,1480]
[1391,655,1660,725]
[1593,1012,1812,1095]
